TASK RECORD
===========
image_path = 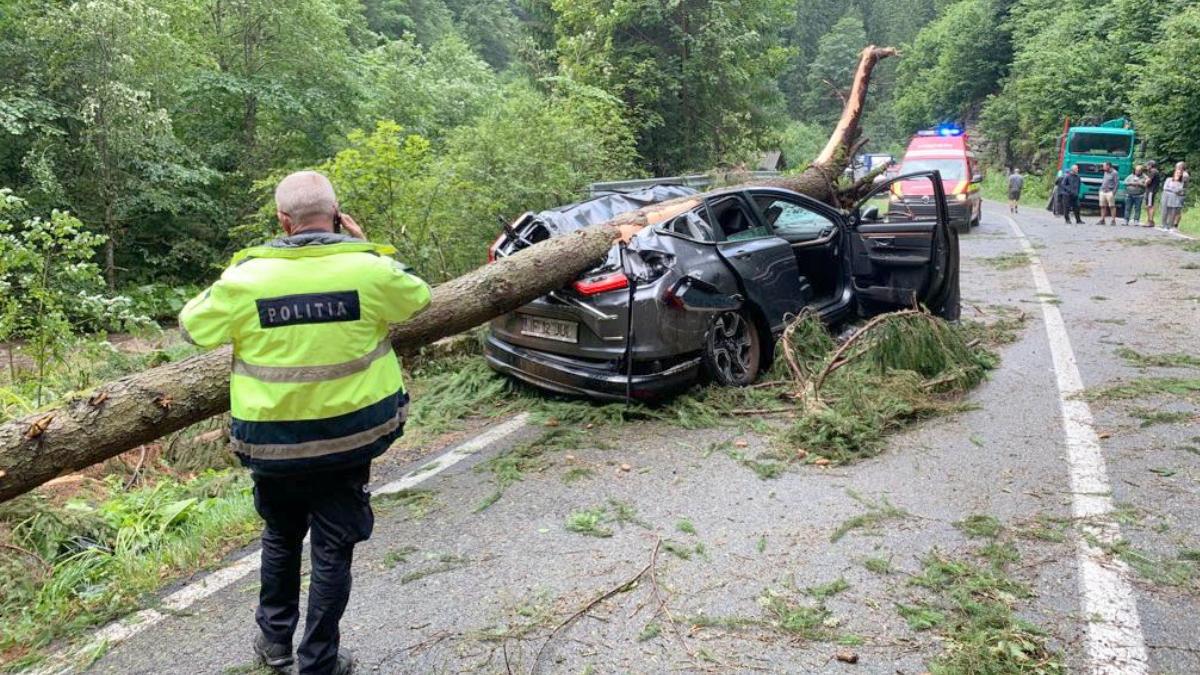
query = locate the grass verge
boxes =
[0,471,258,670]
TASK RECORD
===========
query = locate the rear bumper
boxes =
[484,333,700,402]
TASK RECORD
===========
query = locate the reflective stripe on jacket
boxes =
[179,232,431,475]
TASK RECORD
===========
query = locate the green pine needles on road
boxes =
[771,311,1002,465]
[411,309,1017,478]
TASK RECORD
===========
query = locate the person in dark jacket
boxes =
[1057,165,1084,224]
[179,171,432,675]
[1143,161,1161,227]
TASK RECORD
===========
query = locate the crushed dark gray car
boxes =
[485,174,960,401]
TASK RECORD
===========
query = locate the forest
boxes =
[2,0,1197,308]
[1,1,1198,668]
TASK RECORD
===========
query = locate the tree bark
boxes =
[0,46,895,503]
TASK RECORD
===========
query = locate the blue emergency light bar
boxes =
[916,124,964,137]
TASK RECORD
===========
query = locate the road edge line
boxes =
[32,413,531,675]
[1006,215,1149,674]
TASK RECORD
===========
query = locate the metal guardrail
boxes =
[588,171,780,197]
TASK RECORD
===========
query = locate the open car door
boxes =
[849,171,960,320]
[706,192,808,333]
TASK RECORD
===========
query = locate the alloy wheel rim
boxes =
[710,312,753,383]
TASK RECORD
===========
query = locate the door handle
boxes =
[872,237,895,248]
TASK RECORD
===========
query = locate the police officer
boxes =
[179,171,431,674]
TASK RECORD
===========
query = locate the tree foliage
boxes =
[550,0,793,175]
[0,0,1195,313]
[1131,4,1200,166]
[893,0,1010,134]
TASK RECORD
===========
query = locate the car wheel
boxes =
[703,310,761,387]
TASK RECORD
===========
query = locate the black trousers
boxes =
[252,464,373,675]
[1061,195,1081,223]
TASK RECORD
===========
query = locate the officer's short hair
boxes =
[276,171,337,225]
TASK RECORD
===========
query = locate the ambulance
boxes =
[893,126,983,233]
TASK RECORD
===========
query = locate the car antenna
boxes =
[619,241,637,404]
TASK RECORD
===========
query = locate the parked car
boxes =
[484,174,960,401]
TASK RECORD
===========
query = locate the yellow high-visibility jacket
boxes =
[179,232,431,474]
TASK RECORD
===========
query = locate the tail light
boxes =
[573,271,629,295]
[487,234,503,263]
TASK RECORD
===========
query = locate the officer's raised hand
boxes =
[338,211,365,239]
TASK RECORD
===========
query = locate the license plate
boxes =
[520,315,578,343]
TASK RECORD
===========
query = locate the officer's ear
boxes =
[278,210,295,235]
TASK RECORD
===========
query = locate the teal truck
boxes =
[1056,117,1137,210]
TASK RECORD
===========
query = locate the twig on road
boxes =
[531,539,659,674]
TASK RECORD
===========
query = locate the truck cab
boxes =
[1057,118,1136,209]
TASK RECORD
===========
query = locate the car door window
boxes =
[662,211,717,242]
[708,196,770,241]
[752,196,835,242]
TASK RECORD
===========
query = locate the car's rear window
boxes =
[900,158,966,180]
[707,196,771,241]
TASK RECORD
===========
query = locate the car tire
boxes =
[702,310,761,387]
[970,203,981,227]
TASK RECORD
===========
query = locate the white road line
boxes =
[32,413,530,675]
[1006,215,1149,675]
[373,414,529,496]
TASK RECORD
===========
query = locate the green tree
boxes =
[174,0,360,178]
[361,0,454,45]
[893,0,1011,134]
[23,0,209,289]
[551,0,792,175]
[779,0,844,117]
[1132,4,1200,166]
[980,0,1128,166]
[0,189,148,404]
[803,10,869,128]
[361,34,500,141]
[320,120,446,277]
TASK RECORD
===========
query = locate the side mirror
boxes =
[971,173,984,184]
[862,206,881,222]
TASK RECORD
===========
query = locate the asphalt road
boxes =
[77,202,1200,674]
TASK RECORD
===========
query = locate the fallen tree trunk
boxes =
[0,46,895,503]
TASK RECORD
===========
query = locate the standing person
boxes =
[1162,162,1188,230]
[1057,165,1084,224]
[1143,160,1161,227]
[1007,168,1025,213]
[1097,161,1120,225]
[179,171,432,675]
[1123,165,1147,226]
[1048,174,1062,215]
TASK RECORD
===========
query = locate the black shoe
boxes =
[254,633,294,669]
[332,650,355,675]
